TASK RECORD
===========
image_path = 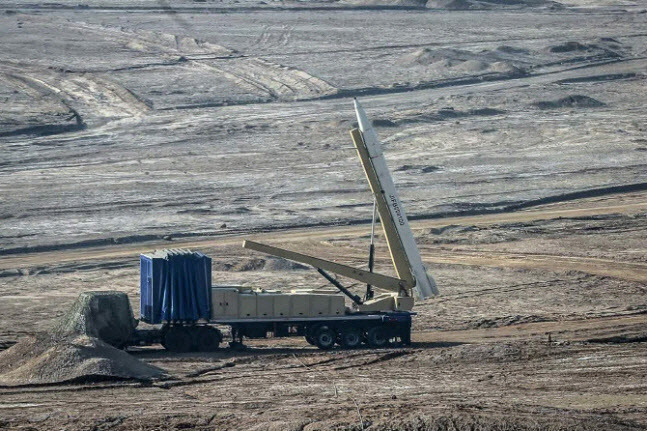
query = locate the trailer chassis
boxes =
[131,312,413,353]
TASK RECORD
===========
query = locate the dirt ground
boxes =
[1,0,646,429]
[1,192,646,430]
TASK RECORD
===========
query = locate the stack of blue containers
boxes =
[139,249,212,324]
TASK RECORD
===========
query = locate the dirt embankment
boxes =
[0,292,165,387]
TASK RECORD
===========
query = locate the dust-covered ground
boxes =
[1,194,646,430]
[1,0,647,429]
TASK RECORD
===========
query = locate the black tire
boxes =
[314,326,336,350]
[339,327,362,349]
[366,326,389,348]
[305,324,322,346]
[162,327,193,353]
[305,334,316,345]
[194,326,222,352]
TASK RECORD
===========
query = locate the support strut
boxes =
[317,268,363,306]
[366,197,377,301]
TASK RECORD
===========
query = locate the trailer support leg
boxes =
[229,326,247,350]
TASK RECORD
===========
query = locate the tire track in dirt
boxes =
[192,58,337,101]
[0,63,151,122]
[253,25,293,49]
[40,18,232,58]
[3,15,337,128]
[39,17,337,102]
[5,15,644,119]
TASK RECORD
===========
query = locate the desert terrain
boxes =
[1,0,646,429]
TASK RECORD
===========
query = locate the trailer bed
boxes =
[209,311,414,325]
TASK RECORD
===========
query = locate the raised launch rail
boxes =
[243,100,438,302]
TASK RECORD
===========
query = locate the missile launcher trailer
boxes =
[129,100,437,352]
[209,286,413,351]
[137,251,413,352]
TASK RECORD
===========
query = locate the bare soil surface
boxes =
[0,194,645,430]
[1,0,646,429]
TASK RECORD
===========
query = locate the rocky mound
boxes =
[214,257,308,272]
[453,59,491,72]
[0,335,165,387]
[548,41,594,53]
[489,61,525,74]
[533,95,606,109]
[496,45,531,55]
[372,118,398,127]
[546,39,623,57]
[53,291,137,348]
[402,48,471,66]
[263,257,309,271]
[0,291,166,387]
[402,48,526,77]
[399,107,506,125]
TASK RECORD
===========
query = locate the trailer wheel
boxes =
[366,326,389,348]
[314,326,336,350]
[162,327,193,353]
[304,324,321,346]
[194,326,222,352]
[339,327,362,349]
